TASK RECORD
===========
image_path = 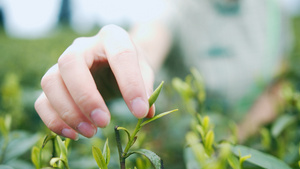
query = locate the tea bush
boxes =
[1,15,300,168]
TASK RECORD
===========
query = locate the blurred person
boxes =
[34,0,291,142]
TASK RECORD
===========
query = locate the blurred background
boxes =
[0,0,300,169]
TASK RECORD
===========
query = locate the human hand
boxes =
[34,25,155,140]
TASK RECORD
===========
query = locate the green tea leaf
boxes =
[260,128,271,149]
[196,114,202,125]
[103,138,110,165]
[148,81,164,107]
[186,132,207,163]
[129,149,163,169]
[50,157,62,167]
[202,116,210,132]
[240,154,251,167]
[136,157,144,169]
[64,138,71,149]
[190,68,206,102]
[141,109,178,127]
[56,136,68,161]
[239,153,251,166]
[232,145,292,169]
[204,130,214,151]
[92,146,108,169]
[271,114,295,137]
[31,146,40,169]
[117,126,131,142]
[42,132,57,148]
[219,142,232,159]
[196,125,205,139]
[227,154,240,169]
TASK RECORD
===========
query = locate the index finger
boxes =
[99,25,149,118]
[58,25,149,123]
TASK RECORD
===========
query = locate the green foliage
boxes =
[0,115,39,169]
[0,73,24,128]
[1,16,300,168]
[232,145,291,169]
[106,81,177,169]
[92,138,110,169]
[30,132,71,169]
[140,109,177,127]
[92,146,108,169]
[148,81,164,107]
[271,114,296,138]
[31,146,40,169]
[128,149,163,169]
[175,69,299,169]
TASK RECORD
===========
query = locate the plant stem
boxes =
[64,160,70,169]
[115,126,124,169]
[115,119,144,169]
[122,119,143,156]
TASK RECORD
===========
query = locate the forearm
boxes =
[130,21,172,72]
[237,82,283,143]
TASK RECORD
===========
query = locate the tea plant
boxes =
[173,68,294,169]
[253,82,300,168]
[31,81,177,169]
[92,81,178,169]
[31,132,71,169]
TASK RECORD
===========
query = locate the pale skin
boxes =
[34,23,171,140]
[35,22,281,142]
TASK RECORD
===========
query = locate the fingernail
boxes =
[91,109,110,128]
[62,128,78,140]
[130,97,149,118]
[77,122,96,138]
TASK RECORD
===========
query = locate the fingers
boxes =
[58,37,112,130]
[40,64,105,138]
[98,25,150,118]
[59,25,151,119]
[35,93,79,140]
[36,24,155,139]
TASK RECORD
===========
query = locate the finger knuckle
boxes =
[34,97,43,112]
[41,74,56,91]
[112,48,136,62]
[58,38,89,68]
[60,111,71,121]
[60,110,79,123]
[46,118,61,133]
[58,52,75,69]
[76,92,96,112]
